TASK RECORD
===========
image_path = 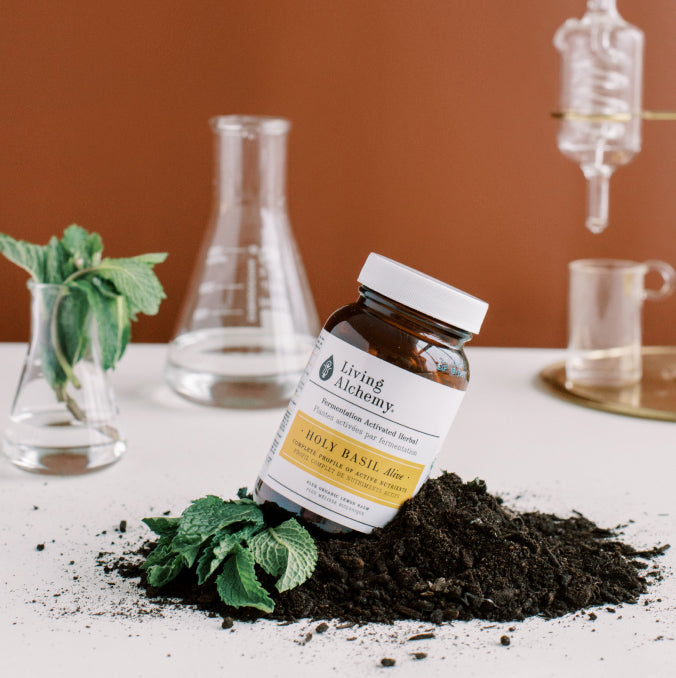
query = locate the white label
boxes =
[255,330,465,532]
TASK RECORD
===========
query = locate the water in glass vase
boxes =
[5,410,124,474]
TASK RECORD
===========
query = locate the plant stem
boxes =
[56,384,121,442]
[49,286,81,389]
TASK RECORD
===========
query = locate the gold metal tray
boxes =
[539,346,676,422]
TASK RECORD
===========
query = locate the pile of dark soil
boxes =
[115,473,668,624]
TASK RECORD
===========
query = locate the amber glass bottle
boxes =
[254,253,488,533]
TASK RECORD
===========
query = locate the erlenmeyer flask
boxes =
[4,282,126,474]
[165,116,319,408]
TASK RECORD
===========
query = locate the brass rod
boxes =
[552,110,676,122]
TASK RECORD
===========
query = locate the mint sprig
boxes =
[142,495,318,614]
[0,225,167,392]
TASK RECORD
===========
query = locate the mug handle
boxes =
[644,260,676,301]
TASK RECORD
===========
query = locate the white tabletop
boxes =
[1,344,674,678]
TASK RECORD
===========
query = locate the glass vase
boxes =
[3,282,126,475]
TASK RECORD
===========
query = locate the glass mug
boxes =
[566,259,675,388]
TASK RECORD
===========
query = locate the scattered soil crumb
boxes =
[408,633,435,641]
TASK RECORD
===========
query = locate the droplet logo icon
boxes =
[319,355,334,381]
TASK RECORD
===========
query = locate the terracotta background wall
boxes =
[2,0,676,348]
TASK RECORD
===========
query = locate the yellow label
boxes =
[279,411,424,509]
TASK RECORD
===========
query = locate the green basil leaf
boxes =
[0,233,46,281]
[142,516,180,538]
[215,545,274,613]
[61,224,103,269]
[94,257,166,316]
[69,278,130,371]
[249,518,318,592]
[44,237,72,284]
[142,536,185,588]
[196,523,262,585]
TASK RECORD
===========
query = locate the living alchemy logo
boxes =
[319,355,334,381]
[318,351,394,416]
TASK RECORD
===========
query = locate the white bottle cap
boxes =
[357,253,489,334]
